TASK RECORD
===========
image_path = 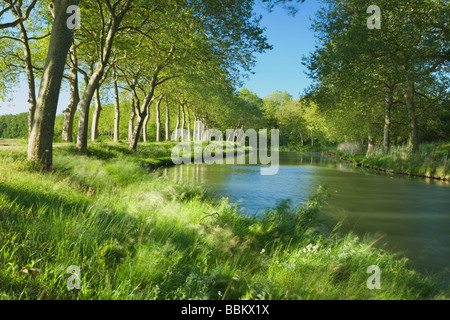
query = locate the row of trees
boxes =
[0,113,28,138]
[301,0,450,152]
[1,0,303,170]
[236,88,327,148]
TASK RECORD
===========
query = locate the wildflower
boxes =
[260,249,266,255]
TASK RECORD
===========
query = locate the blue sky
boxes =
[242,0,321,99]
[0,0,321,116]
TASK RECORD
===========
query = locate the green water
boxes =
[165,151,450,273]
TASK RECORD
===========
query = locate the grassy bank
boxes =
[280,145,328,152]
[0,142,448,300]
[331,142,450,181]
[0,139,27,146]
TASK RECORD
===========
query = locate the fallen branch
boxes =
[199,204,219,225]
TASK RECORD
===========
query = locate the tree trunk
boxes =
[9,4,37,138]
[200,120,204,141]
[181,103,185,142]
[77,13,124,152]
[128,73,159,150]
[365,108,375,154]
[113,66,120,142]
[62,42,79,142]
[77,70,102,151]
[13,19,36,138]
[383,85,394,150]
[129,113,146,151]
[192,111,197,141]
[128,92,136,142]
[142,102,150,142]
[187,107,191,141]
[27,0,77,170]
[310,129,314,147]
[406,78,419,152]
[174,103,180,141]
[203,121,208,141]
[195,118,199,141]
[155,98,161,142]
[165,97,170,142]
[91,88,102,141]
[367,134,375,153]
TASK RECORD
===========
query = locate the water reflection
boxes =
[165,151,450,273]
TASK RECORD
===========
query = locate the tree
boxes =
[0,0,37,30]
[0,1,50,137]
[27,0,79,170]
[62,41,80,142]
[76,0,133,152]
[119,0,270,150]
[112,64,120,142]
[304,0,449,152]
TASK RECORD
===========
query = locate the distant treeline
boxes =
[0,113,28,139]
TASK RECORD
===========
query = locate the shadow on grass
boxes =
[0,177,234,299]
[55,145,125,161]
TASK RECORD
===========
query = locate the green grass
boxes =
[280,145,329,152]
[0,139,28,146]
[333,142,450,180]
[0,142,448,300]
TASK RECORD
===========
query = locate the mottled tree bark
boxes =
[174,103,180,141]
[186,107,191,141]
[12,17,36,138]
[91,88,102,141]
[128,91,136,142]
[181,103,185,142]
[155,97,162,142]
[142,102,150,142]
[113,66,120,142]
[62,42,79,142]
[165,97,170,142]
[130,113,146,150]
[192,111,197,141]
[129,71,159,151]
[27,0,78,170]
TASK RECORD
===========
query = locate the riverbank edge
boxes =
[280,144,449,182]
[322,151,449,182]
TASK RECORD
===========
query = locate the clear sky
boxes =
[0,0,321,116]
[241,0,321,99]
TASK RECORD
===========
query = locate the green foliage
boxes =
[0,113,28,139]
[302,0,450,150]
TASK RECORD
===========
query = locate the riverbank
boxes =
[325,142,450,182]
[0,143,448,299]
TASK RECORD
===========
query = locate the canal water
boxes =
[165,151,450,273]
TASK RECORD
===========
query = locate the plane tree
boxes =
[304,0,449,152]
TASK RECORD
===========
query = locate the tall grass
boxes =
[337,141,365,157]
[333,142,449,180]
[0,143,448,300]
[363,143,449,179]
